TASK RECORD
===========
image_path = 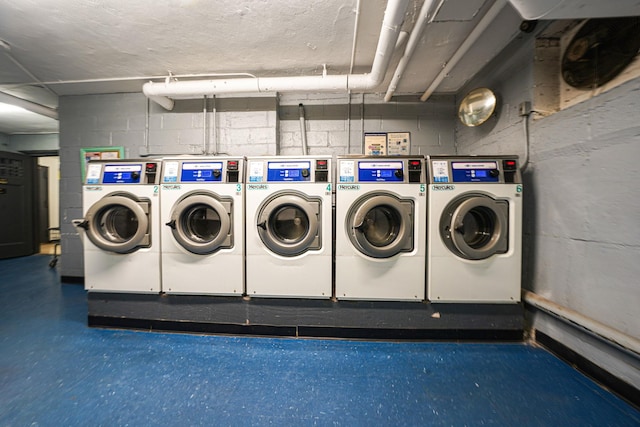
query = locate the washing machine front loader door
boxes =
[84,193,150,254]
[257,192,321,257]
[348,194,414,258]
[167,192,233,254]
[441,194,509,260]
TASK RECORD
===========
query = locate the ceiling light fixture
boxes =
[0,102,28,114]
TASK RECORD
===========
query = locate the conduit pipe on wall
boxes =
[420,0,507,102]
[384,0,437,102]
[524,291,640,357]
[299,103,308,155]
[143,0,410,110]
[202,96,208,154]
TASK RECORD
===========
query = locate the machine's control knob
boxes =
[489,169,500,178]
[131,172,140,180]
[301,169,310,178]
[394,170,404,179]
[213,169,221,178]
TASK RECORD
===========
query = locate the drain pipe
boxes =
[299,103,308,155]
[420,0,507,102]
[143,0,410,109]
[202,96,208,154]
[347,0,363,154]
[211,95,218,155]
[524,291,640,357]
[384,0,437,102]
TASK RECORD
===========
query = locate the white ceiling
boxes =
[7,0,622,136]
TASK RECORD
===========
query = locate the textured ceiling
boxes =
[0,0,528,134]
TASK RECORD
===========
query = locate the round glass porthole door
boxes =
[83,193,150,254]
[256,192,321,257]
[167,192,232,254]
[347,193,414,258]
[440,193,509,260]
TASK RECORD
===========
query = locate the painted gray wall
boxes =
[7,133,59,153]
[58,92,456,277]
[456,36,640,387]
[0,132,8,151]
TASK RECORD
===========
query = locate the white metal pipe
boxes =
[147,95,174,111]
[0,91,58,119]
[349,0,362,74]
[521,112,530,172]
[384,0,436,102]
[299,103,308,155]
[211,95,218,155]
[420,0,507,102]
[0,72,260,89]
[143,0,410,108]
[524,290,640,357]
[202,96,207,154]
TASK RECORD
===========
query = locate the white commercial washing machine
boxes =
[160,157,244,295]
[245,156,332,298]
[427,156,522,303]
[77,159,162,293]
[335,156,427,301]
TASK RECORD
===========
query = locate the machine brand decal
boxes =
[247,184,269,190]
[516,184,523,193]
[85,186,102,191]
[162,184,182,190]
[337,184,361,191]
[431,184,455,191]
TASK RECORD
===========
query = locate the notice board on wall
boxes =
[364,133,388,156]
[364,132,411,156]
[387,132,411,155]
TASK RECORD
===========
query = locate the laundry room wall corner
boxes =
[59,93,148,278]
[454,32,640,389]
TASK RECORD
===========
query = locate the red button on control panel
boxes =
[503,159,517,171]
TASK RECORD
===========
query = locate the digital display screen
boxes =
[358,161,403,182]
[180,162,223,182]
[266,161,310,182]
[102,164,142,184]
[451,162,499,183]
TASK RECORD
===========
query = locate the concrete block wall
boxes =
[455,35,640,388]
[279,93,456,156]
[59,93,148,277]
[59,91,457,278]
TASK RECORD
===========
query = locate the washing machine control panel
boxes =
[338,157,425,183]
[85,161,161,185]
[247,157,332,183]
[162,159,244,183]
[430,157,520,184]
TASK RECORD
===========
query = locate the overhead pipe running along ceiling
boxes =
[143,0,410,110]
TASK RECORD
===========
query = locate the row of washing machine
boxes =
[77,155,522,303]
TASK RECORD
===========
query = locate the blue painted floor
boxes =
[1,256,638,426]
